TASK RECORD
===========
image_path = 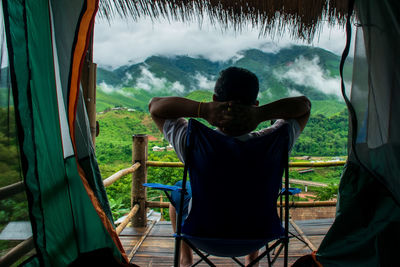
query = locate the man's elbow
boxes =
[296,96,311,132]
[298,96,311,115]
[148,97,161,115]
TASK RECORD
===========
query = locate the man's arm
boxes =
[254,96,311,132]
[148,97,232,133]
[229,96,311,134]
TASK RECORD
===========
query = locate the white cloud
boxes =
[171,81,185,94]
[274,56,344,98]
[288,88,303,97]
[135,67,166,91]
[94,16,354,68]
[135,66,185,93]
[193,73,215,91]
[123,72,133,84]
[98,82,119,93]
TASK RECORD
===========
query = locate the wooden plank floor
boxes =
[120,218,333,266]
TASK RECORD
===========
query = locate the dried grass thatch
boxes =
[98,0,349,42]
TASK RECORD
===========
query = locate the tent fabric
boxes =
[317,0,400,265]
[2,0,127,265]
[181,119,289,257]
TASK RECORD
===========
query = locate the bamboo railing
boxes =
[116,204,140,235]
[103,163,141,187]
[0,237,35,266]
[147,160,346,168]
[0,182,33,266]
[0,181,25,201]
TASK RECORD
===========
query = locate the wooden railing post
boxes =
[132,134,148,227]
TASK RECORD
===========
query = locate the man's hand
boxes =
[202,102,234,128]
[221,103,260,136]
[202,102,261,136]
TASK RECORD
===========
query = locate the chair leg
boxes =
[271,243,284,265]
[191,254,209,267]
[266,244,272,266]
[231,257,245,267]
[184,239,216,267]
[174,236,182,267]
[284,237,289,267]
[247,240,282,267]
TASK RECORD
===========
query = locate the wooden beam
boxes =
[0,237,35,267]
[290,161,345,167]
[0,181,25,200]
[146,200,336,209]
[146,161,346,168]
[116,204,140,235]
[287,179,328,187]
[128,219,157,260]
[103,163,141,187]
[146,201,170,208]
[290,219,317,251]
[146,161,184,168]
[280,201,337,207]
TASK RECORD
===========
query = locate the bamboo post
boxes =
[132,134,148,227]
[160,194,164,221]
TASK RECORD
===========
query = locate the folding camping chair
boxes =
[144,119,295,267]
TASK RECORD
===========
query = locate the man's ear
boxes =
[255,100,259,106]
[213,94,217,102]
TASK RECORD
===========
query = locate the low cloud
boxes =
[94,16,353,69]
[98,82,120,93]
[193,73,215,91]
[123,72,133,85]
[274,56,344,98]
[135,66,185,94]
[288,88,303,97]
[171,81,185,94]
[135,67,166,91]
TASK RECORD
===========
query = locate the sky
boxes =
[94,16,353,69]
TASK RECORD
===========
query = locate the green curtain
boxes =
[317,0,400,265]
[3,0,125,265]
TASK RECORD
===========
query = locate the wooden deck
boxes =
[120,214,333,266]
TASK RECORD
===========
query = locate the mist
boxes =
[274,56,345,99]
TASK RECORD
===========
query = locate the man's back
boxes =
[182,119,289,238]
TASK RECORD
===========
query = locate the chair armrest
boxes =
[281,187,302,195]
[142,183,182,191]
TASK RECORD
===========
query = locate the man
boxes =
[149,67,311,267]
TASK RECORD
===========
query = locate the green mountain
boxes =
[97,45,353,107]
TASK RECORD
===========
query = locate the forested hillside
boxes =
[96,106,348,166]
[95,45,350,160]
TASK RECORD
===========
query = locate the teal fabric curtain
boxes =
[3,0,126,265]
[317,0,400,265]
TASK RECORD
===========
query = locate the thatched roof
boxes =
[99,0,349,42]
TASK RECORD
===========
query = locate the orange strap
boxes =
[67,0,129,263]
